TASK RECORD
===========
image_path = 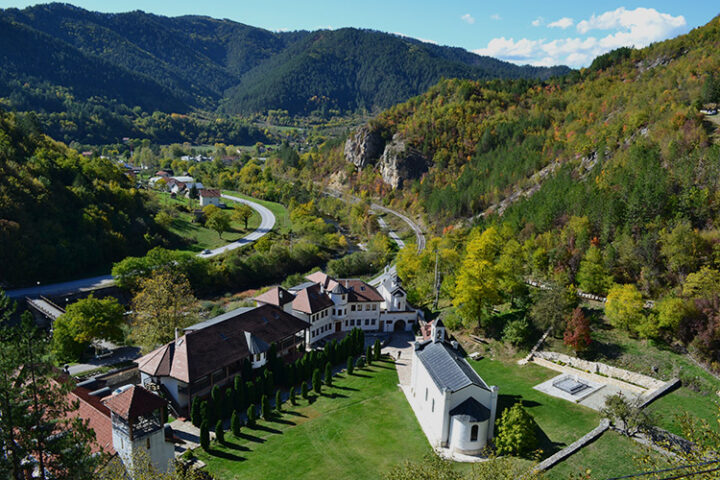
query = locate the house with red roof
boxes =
[254,270,418,347]
[198,188,222,207]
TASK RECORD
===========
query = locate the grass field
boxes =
[222,190,292,234]
[471,358,600,457]
[196,359,434,480]
[545,430,669,480]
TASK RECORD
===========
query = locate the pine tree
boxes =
[231,410,241,437]
[275,390,283,411]
[312,368,322,395]
[261,394,271,420]
[215,419,225,445]
[191,397,202,427]
[289,386,297,405]
[247,404,256,427]
[200,421,210,451]
[347,356,354,375]
[324,362,333,386]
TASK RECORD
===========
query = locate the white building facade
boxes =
[409,321,498,456]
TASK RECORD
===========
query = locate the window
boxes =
[371,319,376,325]
[470,425,479,442]
[431,399,435,412]
[372,304,377,310]
[345,320,349,327]
[425,388,428,401]
[365,319,370,326]
[351,304,356,311]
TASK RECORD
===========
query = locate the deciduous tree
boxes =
[564,308,592,354]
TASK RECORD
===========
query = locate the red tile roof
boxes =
[254,286,296,306]
[292,283,334,314]
[339,279,384,303]
[200,189,221,198]
[136,304,309,383]
[136,342,174,377]
[305,271,339,291]
[102,386,167,420]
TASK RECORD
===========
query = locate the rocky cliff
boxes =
[344,127,428,188]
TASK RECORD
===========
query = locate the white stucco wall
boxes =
[449,417,489,454]
[113,421,174,474]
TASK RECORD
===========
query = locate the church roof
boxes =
[415,340,489,393]
[449,397,490,422]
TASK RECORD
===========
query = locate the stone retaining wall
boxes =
[534,419,610,472]
[637,378,681,408]
[535,351,664,390]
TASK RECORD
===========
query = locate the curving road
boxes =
[6,194,276,299]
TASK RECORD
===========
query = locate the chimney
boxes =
[175,328,179,341]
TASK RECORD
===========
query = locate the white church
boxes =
[408,320,499,456]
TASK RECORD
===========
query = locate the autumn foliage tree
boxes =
[131,270,198,353]
[564,307,592,354]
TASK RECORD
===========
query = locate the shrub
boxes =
[275,390,283,411]
[346,356,354,375]
[502,317,532,347]
[191,397,202,427]
[231,410,241,437]
[215,419,224,444]
[495,404,538,456]
[325,362,333,385]
[312,368,322,395]
[247,404,256,427]
[261,394,271,420]
[200,421,210,451]
[289,386,296,405]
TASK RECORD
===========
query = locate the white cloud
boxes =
[547,17,573,29]
[461,13,475,24]
[532,17,544,27]
[473,7,686,67]
[490,13,502,21]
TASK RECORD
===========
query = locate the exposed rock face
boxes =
[379,134,428,189]
[343,125,385,169]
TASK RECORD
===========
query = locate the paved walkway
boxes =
[67,345,141,376]
[383,332,414,386]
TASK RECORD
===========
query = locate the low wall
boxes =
[535,351,664,390]
[534,419,610,472]
[531,357,647,395]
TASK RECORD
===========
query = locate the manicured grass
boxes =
[651,387,719,436]
[155,192,261,251]
[471,358,600,457]
[222,190,291,234]
[546,430,669,480]
[196,359,433,480]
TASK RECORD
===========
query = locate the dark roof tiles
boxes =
[415,340,489,393]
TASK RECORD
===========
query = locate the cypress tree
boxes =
[247,404,256,427]
[255,377,264,403]
[289,386,296,405]
[356,356,365,369]
[301,381,309,400]
[358,329,365,355]
[373,339,381,361]
[346,356,354,375]
[312,368,322,395]
[275,390,283,411]
[246,381,255,406]
[238,381,248,411]
[261,394,271,420]
[206,397,216,426]
[265,370,275,395]
[200,421,210,451]
[231,410,241,437]
[224,388,233,419]
[215,419,224,445]
[191,397,202,427]
[366,345,373,365]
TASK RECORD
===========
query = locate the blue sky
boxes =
[2,1,718,67]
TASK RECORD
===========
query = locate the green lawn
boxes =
[471,358,600,457]
[222,190,291,234]
[196,360,434,480]
[545,430,669,480]
[155,192,261,251]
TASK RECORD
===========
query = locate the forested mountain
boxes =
[0,2,569,139]
[0,110,170,287]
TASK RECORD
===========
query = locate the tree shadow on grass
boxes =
[587,340,624,361]
[324,391,348,399]
[283,410,307,418]
[209,448,245,461]
[331,384,359,392]
[497,394,541,414]
[534,423,565,457]
[350,372,371,378]
[251,423,283,435]
[237,432,265,443]
[269,415,296,426]
[222,438,250,452]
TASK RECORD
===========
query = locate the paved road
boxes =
[197,194,276,258]
[6,194,276,299]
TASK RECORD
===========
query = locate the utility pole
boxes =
[433,247,440,310]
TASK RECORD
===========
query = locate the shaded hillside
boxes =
[0,111,169,287]
[0,3,569,127]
